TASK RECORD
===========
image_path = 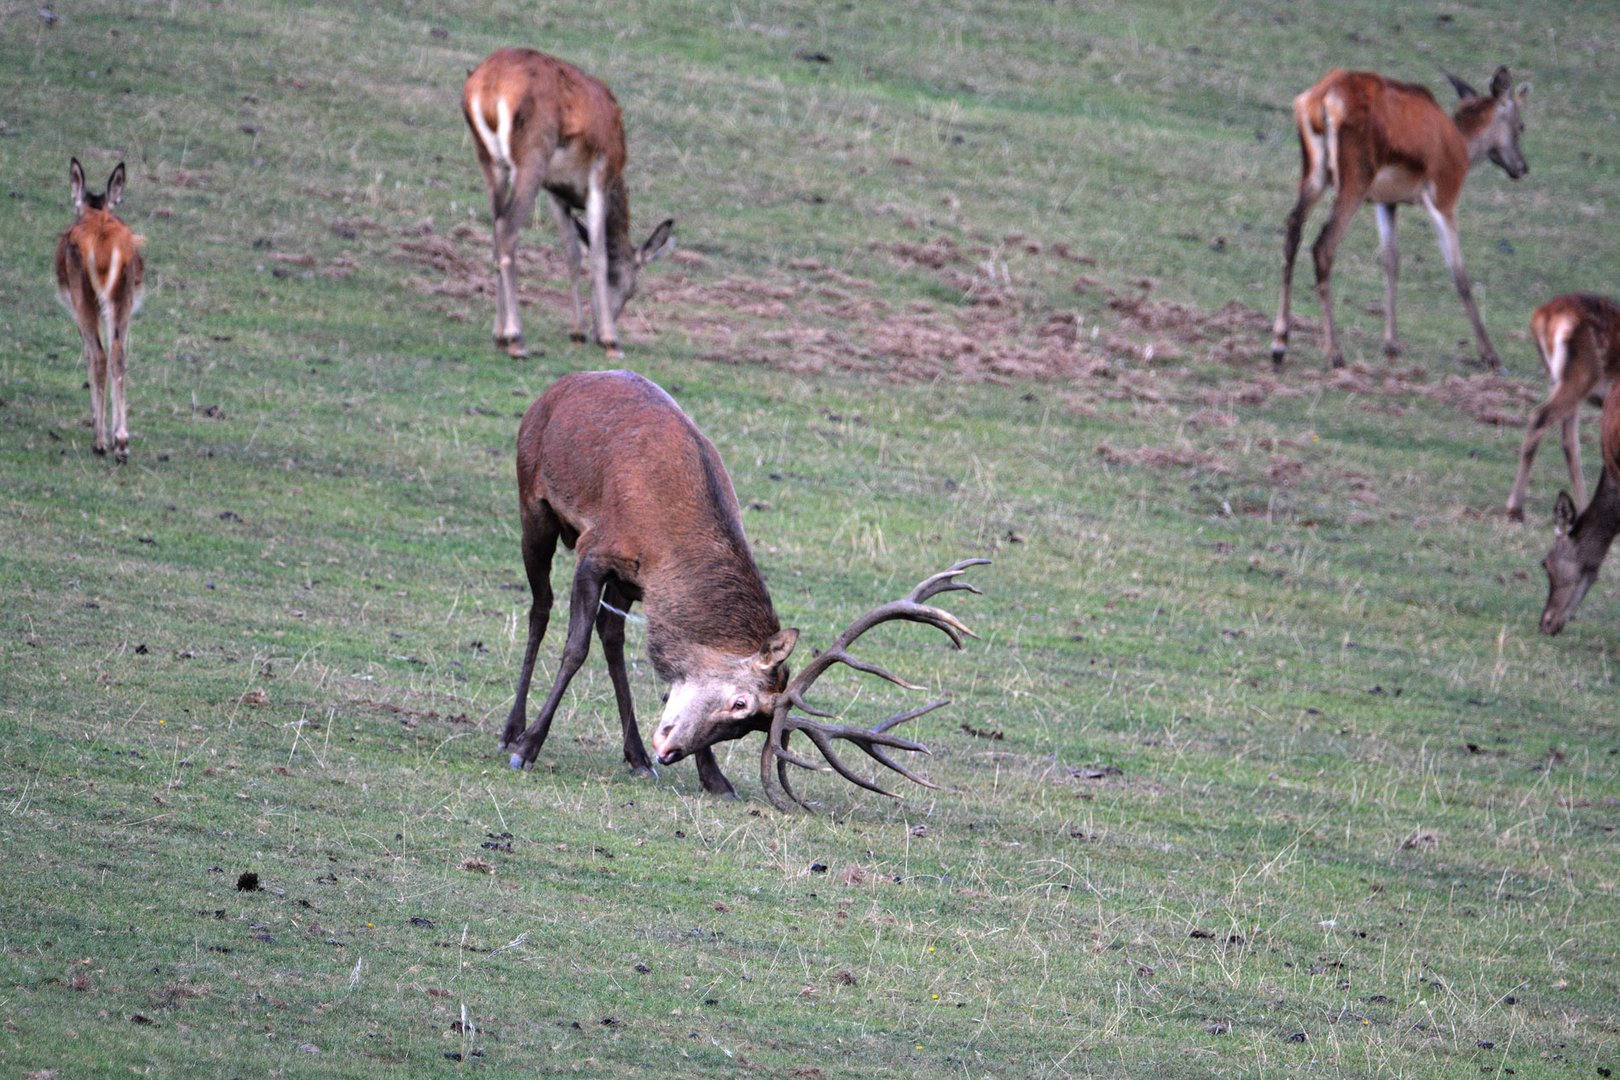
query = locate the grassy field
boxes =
[2,1,1617,1076]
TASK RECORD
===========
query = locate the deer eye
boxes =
[731,698,748,713]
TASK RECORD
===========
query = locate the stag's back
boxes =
[516,370,778,666]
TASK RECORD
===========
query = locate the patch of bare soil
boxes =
[393,221,1538,451]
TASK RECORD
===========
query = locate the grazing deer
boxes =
[54,158,145,462]
[501,369,985,807]
[462,48,675,359]
[1539,381,1620,635]
[1506,295,1620,522]
[1271,67,1529,370]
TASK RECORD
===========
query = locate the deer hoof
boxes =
[1329,352,1346,370]
[569,332,589,345]
[92,442,107,457]
[1506,505,1526,524]
[1383,342,1402,358]
[508,752,528,771]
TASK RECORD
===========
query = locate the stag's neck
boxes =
[642,538,779,680]
[1576,468,1620,565]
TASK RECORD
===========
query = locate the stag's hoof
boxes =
[114,444,129,465]
[1506,506,1526,524]
[92,442,107,457]
[1329,352,1346,370]
[1383,341,1402,359]
[629,764,659,780]
[569,332,589,345]
[508,752,528,771]
[601,343,624,362]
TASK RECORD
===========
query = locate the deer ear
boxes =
[70,158,86,210]
[638,218,676,266]
[1443,71,1478,100]
[753,628,798,672]
[1516,82,1531,104]
[106,163,126,208]
[1554,491,1577,535]
[1489,66,1513,99]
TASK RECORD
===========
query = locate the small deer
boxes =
[1505,294,1620,522]
[462,48,674,360]
[1540,381,1620,635]
[1271,67,1529,370]
[55,158,145,462]
[501,369,984,807]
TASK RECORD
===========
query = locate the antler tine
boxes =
[757,559,986,812]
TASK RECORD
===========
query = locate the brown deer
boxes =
[501,369,984,807]
[1540,381,1620,635]
[1506,295,1620,522]
[54,158,145,462]
[462,48,674,360]
[1271,67,1529,370]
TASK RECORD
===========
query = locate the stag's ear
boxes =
[638,218,675,266]
[70,158,86,210]
[106,163,126,208]
[753,627,798,672]
[1516,82,1531,104]
[1443,71,1478,100]
[1554,491,1577,536]
[1489,66,1513,99]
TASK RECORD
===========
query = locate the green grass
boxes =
[2,1,1617,1076]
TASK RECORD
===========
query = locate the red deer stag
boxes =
[501,369,985,807]
[1506,295,1620,522]
[1271,67,1528,370]
[1539,381,1620,635]
[55,158,145,462]
[462,48,674,360]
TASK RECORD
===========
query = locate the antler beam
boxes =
[760,558,988,811]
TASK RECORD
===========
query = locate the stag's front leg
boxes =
[509,554,607,770]
[503,510,559,750]
[1375,203,1401,358]
[595,579,656,778]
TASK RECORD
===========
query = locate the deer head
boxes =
[574,214,676,327]
[1447,66,1529,180]
[652,560,987,809]
[1541,489,1609,635]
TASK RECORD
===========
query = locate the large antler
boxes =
[760,558,988,811]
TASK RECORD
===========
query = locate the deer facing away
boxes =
[1505,294,1620,522]
[500,369,984,808]
[55,158,145,462]
[462,48,674,360]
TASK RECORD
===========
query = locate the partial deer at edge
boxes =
[500,369,985,809]
[462,48,674,360]
[55,158,145,462]
[1271,67,1528,371]
[1540,380,1620,635]
[1506,294,1620,522]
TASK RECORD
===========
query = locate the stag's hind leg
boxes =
[502,504,560,750]
[1375,203,1402,358]
[76,315,110,456]
[1421,195,1501,372]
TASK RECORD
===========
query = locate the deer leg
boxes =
[693,749,737,798]
[492,164,546,359]
[595,579,656,777]
[1561,412,1587,511]
[1375,203,1401,358]
[108,310,131,463]
[77,314,109,456]
[546,193,588,345]
[1273,123,1328,366]
[1311,189,1363,370]
[1422,196,1500,372]
[509,553,608,770]
[502,506,559,750]
[1506,399,1565,522]
[584,162,621,360]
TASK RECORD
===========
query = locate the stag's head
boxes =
[70,158,125,216]
[651,629,797,766]
[1448,66,1530,180]
[1541,491,1600,635]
